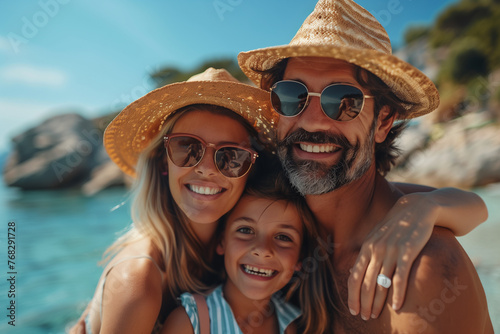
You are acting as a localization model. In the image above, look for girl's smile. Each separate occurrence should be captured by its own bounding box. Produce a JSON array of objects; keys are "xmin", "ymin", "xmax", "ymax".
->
[{"xmin": 218, "ymin": 194, "xmax": 303, "ymax": 301}]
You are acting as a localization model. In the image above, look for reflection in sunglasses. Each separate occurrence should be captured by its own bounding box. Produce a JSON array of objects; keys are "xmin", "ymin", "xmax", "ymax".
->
[
  {"xmin": 271, "ymin": 80, "xmax": 373, "ymax": 121},
  {"xmin": 338, "ymin": 97, "xmax": 362, "ymax": 121},
  {"xmin": 181, "ymin": 144, "xmax": 203, "ymax": 166},
  {"xmin": 217, "ymin": 149, "xmax": 249, "ymax": 178},
  {"xmin": 164, "ymin": 134, "xmax": 258, "ymax": 178}
]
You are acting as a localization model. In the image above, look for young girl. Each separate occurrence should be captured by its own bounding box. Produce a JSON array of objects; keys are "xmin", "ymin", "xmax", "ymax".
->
[
  {"xmin": 69, "ymin": 68, "xmax": 488, "ymax": 334},
  {"xmin": 162, "ymin": 164, "xmax": 332, "ymax": 334}
]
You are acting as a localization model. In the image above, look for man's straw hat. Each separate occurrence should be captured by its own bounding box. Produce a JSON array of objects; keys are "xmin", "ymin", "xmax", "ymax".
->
[
  {"xmin": 238, "ymin": 0, "xmax": 439, "ymax": 119},
  {"xmin": 104, "ymin": 67, "xmax": 277, "ymax": 177}
]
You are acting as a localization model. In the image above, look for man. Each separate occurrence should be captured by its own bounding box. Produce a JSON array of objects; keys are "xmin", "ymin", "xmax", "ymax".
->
[{"xmin": 238, "ymin": 0, "xmax": 493, "ymax": 332}]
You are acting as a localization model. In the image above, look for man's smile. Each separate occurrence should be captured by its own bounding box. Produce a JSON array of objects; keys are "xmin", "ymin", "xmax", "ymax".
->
[{"xmin": 298, "ymin": 142, "xmax": 341, "ymax": 153}]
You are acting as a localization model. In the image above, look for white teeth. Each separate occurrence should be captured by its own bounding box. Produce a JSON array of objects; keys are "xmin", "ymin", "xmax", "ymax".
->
[
  {"xmin": 299, "ymin": 143, "xmax": 337, "ymax": 153},
  {"xmin": 243, "ymin": 265, "xmax": 275, "ymax": 277},
  {"xmin": 188, "ymin": 185, "xmax": 222, "ymax": 195}
]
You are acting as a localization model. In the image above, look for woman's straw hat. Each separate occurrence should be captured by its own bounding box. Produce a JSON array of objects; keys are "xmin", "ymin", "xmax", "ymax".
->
[
  {"xmin": 104, "ymin": 68, "xmax": 277, "ymax": 177},
  {"xmin": 238, "ymin": 0, "xmax": 439, "ymax": 119}
]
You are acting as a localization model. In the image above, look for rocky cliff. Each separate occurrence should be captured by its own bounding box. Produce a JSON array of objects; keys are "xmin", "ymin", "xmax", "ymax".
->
[
  {"xmin": 2, "ymin": 113, "xmax": 126, "ymax": 195},
  {"xmin": 389, "ymin": 112, "xmax": 500, "ymax": 188}
]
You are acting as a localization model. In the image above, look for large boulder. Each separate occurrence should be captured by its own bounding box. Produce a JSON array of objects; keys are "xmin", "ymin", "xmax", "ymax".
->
[
  {"xmin": 3, "ymin": 113, "xmax": 108, "ymax": 189},
  {"xmin": 81, "ymin": 160, "xmax": 128, "ymax": 196}
]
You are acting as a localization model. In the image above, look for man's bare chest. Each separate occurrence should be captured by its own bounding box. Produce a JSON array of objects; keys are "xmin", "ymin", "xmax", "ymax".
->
[{"xmin": 330, "ymin": 253, "xmax": 387, "ymax": 333}]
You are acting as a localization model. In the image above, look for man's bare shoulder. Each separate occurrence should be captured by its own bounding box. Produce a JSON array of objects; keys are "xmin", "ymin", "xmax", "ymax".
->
[{"xmin": 380, "ymin": 227, "xmax": 493, "ymax": 333}]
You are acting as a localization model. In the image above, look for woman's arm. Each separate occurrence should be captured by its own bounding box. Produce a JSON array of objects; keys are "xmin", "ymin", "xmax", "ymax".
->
[
  {"xmin": 69, "ymin": 258, "xmax": 163, "ymax": 334},
  {"xmin": 348, "ymin": 184, "xmax": 488, "ymax": 321},
  {"xmin": 99, "ymin": 259, "xmax": 163, "ymax": 334},
  {"xmin": 68, "ymin": 304, "xmax": 91, "ymax": 334}
]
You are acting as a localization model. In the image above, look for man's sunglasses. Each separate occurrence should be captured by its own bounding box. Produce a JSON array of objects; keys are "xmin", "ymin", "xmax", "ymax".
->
[
  {"xmin": 270, "ymin": 80, "xmax": 374, "ymax": 121},
  {"xmin": 164, "ymin": 133, "xmax": 258, "ymax": 178}
]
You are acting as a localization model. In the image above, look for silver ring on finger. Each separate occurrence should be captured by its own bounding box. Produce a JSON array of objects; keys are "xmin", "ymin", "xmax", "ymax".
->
[{"xmin": 377, "ymin": 274, "xmax": 392, "ymax": 289}]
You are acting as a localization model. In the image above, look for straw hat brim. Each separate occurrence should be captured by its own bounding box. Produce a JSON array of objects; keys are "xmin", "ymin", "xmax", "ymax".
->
[
  {"xmin": 104, "ymin": 80, "xmax": 277, "ymax": 177},
  {"xmin": 238, "ymin": 44, "xmax": 440, "ymax": 119}
]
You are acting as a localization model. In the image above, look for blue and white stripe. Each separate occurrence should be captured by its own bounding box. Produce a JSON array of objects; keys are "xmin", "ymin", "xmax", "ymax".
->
[{"xmin": 180, "ymin": 285, "xmax": 301, "ymax": 334}]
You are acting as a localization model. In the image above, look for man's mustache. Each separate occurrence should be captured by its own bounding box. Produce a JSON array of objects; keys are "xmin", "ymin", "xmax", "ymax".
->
[{"xmin": 278, "ymin": 128, "xmax": 353, "ymax": 150}]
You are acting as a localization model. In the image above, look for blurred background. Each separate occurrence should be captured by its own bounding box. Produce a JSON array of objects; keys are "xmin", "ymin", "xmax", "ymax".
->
[{"xmin": 1, "ymin": 0, "xmax": 499, "ymax": 332}]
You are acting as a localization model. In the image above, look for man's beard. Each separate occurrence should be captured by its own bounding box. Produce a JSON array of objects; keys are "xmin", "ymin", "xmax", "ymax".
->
[{"xmin": 277, "ymin": 126, "xmax": 376, "ymax": 196}]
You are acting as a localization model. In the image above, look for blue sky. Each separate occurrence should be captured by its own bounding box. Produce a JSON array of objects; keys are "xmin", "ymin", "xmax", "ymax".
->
[{"xmin": 0, "ymin": 0, "xmax": 458, "ymax": 152}]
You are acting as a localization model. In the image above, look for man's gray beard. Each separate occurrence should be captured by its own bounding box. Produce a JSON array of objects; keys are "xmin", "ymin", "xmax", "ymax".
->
[{"xmin": 277, "ymin": 126, "xmax": 376, "ymax": 196}]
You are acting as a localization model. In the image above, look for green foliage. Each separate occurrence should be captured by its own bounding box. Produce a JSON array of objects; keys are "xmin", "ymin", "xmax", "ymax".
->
[
  {"xmin": 450, "ymin": 44, "xmax": 489, "ymax": 83},
  {"xmin": 466, "ymin": 13, "xmax": 500, "ymax": 68},
  {"xmin": 401, "ymin": 0, "xmax": 500, "ymax": 102},
  {"xmin": 495, "ymin": 85, "xmax": 500, "ymax": 103},
  {"xmin": 428, "ymin": 0, "xmax": 500, "ymax": 71},
  {"xmin": 465, "ymin": 76, "xmax": 492, "ymax": 111},
  {"xmin": 436, "ymin": 41, "xmax": 484, "ymax": 85},
  {"xmin": 429, "ymin": 2, "xmax": 491, "ymax": 47},
  {"xmin": 150, "ymin": 67, "xmax": 185, "ymax": 88},
  {"xmin": 150, "ymin": 58, "xmax": 246, "ymax": 88},
  {"xmin": 404, "ymin": 25, "xmax": 430, "ymax": 45}
]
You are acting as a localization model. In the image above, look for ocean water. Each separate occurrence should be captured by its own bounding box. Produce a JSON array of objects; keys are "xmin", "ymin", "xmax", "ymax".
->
[
  {"xmin": 0, "ymin": 185, "xmax": 132, "ymax": 334},
  {"xmin": 0, "ymin": 183, "xmax": 499, "ymax": 333}
]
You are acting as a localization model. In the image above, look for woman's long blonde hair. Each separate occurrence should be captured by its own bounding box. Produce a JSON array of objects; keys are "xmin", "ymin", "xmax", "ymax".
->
[{"xmin": 103, "ymin": 104, "xmax": 260, "ymax": 305}]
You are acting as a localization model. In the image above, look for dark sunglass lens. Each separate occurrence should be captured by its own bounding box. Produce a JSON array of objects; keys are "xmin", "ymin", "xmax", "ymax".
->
[
  {"xmin": 321, "ymin": 85, "xmax": 364, "ymax": 121},
  {"xmin": 271, "ymin": 81, "xmax": 307, "ymax": 116},
  {"xmin": 168, "ymin": 136, "xmax": 204, "ymax": 167},
  {"xmin": 215, "ymin": 148, "xmax": 252, "ymax": 178}
]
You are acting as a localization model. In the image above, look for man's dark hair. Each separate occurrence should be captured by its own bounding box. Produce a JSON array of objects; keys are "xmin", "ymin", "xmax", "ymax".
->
[{"xmin": 257, "ymin": 59, "xmax": 415, "ymax": 175}]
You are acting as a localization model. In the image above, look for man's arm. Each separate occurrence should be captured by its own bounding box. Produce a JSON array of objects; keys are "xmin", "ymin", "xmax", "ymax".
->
[{"xmin": 382, "ymin": 227, "xmax": 493, "ymax": 333}]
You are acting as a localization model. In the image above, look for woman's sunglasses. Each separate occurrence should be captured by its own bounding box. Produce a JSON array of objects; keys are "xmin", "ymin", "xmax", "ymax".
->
[
  {"xmin": 270, "ymin": 80, "xmax": 374, "ymax": 121},
  {"xmin": 164, "ymin": 133, "xmax": 258, "ymax": 178}
]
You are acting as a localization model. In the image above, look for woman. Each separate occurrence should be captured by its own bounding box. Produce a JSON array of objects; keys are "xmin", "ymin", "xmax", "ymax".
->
[{"xmin": 69, "ymin": 68, "xmax": 487, "ymax": 334}]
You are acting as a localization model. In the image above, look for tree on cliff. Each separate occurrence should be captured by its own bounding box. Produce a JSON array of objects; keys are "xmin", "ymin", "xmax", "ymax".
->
[
  {"xmin": 404, "ymin": 0, "xmax": 500, "ymax": 121},
  {"xmin": 150, "ymin": 58, "xmax": 246, "ymax": 88}
]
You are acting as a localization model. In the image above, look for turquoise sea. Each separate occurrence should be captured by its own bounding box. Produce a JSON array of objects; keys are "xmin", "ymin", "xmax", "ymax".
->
[
  {"xmin": 0, "ymin": 182, "xmax": 499, "ymax": 333},
  {"xmin": 0, "ymin": 184, "xmax": 133, "ymax": 333}
]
